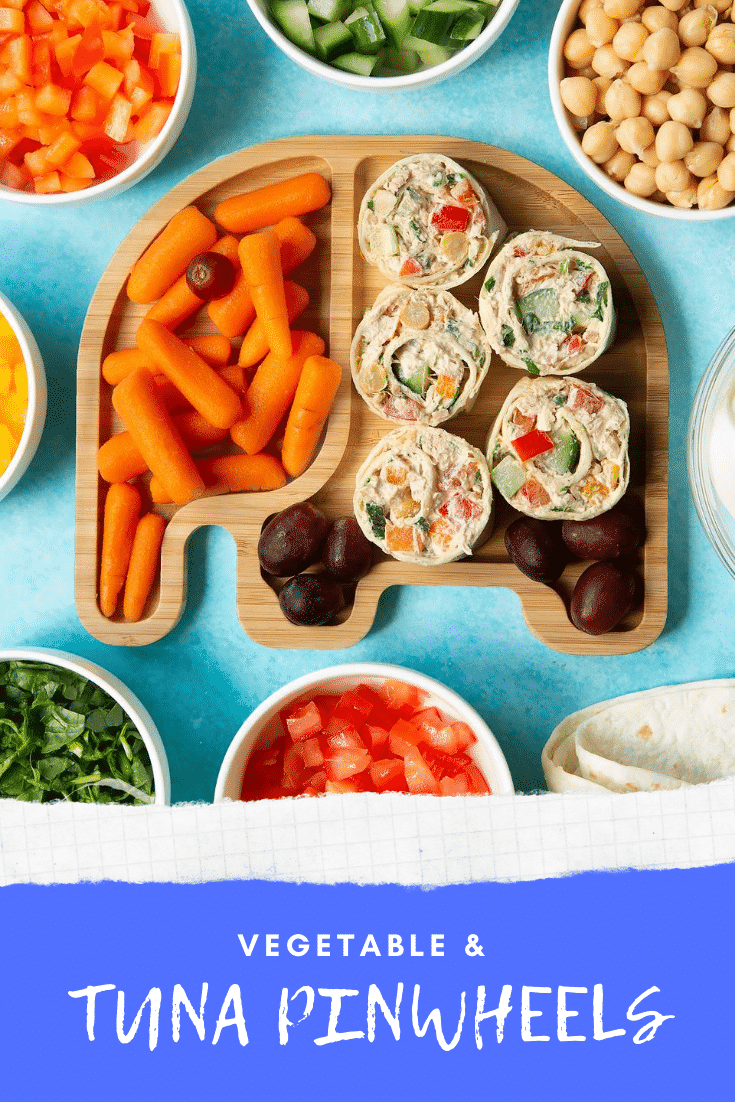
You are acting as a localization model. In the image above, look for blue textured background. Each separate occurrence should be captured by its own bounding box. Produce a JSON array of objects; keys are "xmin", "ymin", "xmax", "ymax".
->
[{"xmin": 1, "ymin": 0, "xmax": 732, "ymax": 800}]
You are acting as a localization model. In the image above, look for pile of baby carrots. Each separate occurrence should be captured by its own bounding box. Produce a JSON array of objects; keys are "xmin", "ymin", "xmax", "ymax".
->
[{"xmin": 98, "ymin": 169, "xmax": 342, "ymax": 623}]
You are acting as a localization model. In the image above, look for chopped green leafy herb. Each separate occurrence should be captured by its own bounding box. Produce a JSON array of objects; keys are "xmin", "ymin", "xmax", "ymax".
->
[
  {"xmin": 366, "ymin": 200, "xmax": 374, "ymax": 211},
  {"xmin": 553, "ymin": 394, "xmax": 568, "ymax": 406},
  {"xmin": 559, "ymin": 258, "xmax": 570, "ymax": 276},
  {"xmin": 523, "ymin": 357, "xmax": 540, "ymax": 375},
  {"xmin": 415, "ymin": 517, "xmax": 430, "ymax": 533},
  {"xmin": 484, "ymin": 276, "xmax": 495, "ymax": 292},
  {"xmin": 501, "ymin": 325, "xmax": 515, "ymax": 348},
  {"xmin": 365, "ymin": 501, "xmax": 386, "ymax": 540},
  {"xmin": 0, "ymin": 660, "xmax": 154, "ymax": 804},
  {"xmin": 409, "ymin": 218, "xmax": 426, "ymax": 242},
  {"xmin": 593, "ymin": 281, "xmax": 610, "ymax": 321}
]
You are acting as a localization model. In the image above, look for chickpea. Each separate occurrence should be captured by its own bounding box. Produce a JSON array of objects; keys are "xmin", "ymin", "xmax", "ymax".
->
[
  {"xmin": 642, "ymin": 6, "xmax": 678, "ymax": 33},
  {"xmin": 560, "ymin": 76, "xmax": 599, "ymax": 117},
  {"xmin": 642, "ymin": 27, "xmax": 681, "ymax": 70},
  {"xmin": 678, "ymin": 8, "xmax": 717, "ymax": 48},
  {"xmin": 586, "ymin": 6, "xmax": 619, "ymax": 46},
  {"xmin": 701, "ymin": 105, "xmax": 731, "ymax": 143},
  {"xmin": 592, "ymin": 44, "xmax": 630, "ymax": 77},
  {"xmin": 717, "ymin": 150, "xmax": 735, "ymax": 189},
  {"xmin": 671, "ymin": 46, "xmax": 718, "ymax": 87},
  {"xmin": 605, "ymin": 78, "xmax": 642, "ymax": 118},
  {"xmin": 726, "ymin": 133, "xmax": 735, "ymax": 154},
  {"xmin": 627, "ymin": 60, "xmax": 668, "ymax": 93},
  {"xmin": 603, "ymin": 0, "xmax": 642, "ymax": 17},
  {"xmin": 604, "ymin": 148, "xmax": 637, "ymax": 179},
  {"xmin": 706, "ymin": 24, "xmax": 735, "ymax": 66},
  {"xmin": 565, "ymin": 28, "xmax": 596, "ymax": 69},
  {"xmin": 642, "ymin": 88, "xmax": 672, "ymax": 124},
  {"xmin": 640, "ymin": 142, "xmax": 661, "ymax": 166},
  {"xmin": 708, "ymin": 71, "xmax": 735, "ymax": 109},
  {"xmin": 656, "ymin": 118, "xmax": 695, "ymax": 160},
  {"xmin": 613, "ymin": 21, "xmax": 649, "ymax": 61},
  {"xmin": 593, "ymin": 74, "xmax": 614, "ymax": 111},
  {"xmin": 694, "ymin": 0, "xmax": 729, "ymax": 11},
  {"xmin": 616, "ymin": 115, "xmax": 655, "ymax": 153},
  {"xmin": 582, "ymin": 119, "xmax": 620, "ymax": 161},
  {"xmin": 697, "ymin": 173, "xmax": 735, "ymax": 208},
  {"xmin": 666, "ymin": 184, "xmax": 698, "ymax": 207},
  {"xmin": 659, "ymin": 0, "xmax": 687, "ymax": 10},
  {"xmin": 668, "ymin": 87, "xmax": 707, "ymax": 127},
  {"xmin": 579, "ymin": 0, "xmax": 604, "ymax": 20},
  {"xmin": 624, "ymin": 161, "xmax": 658, "ymax": 195},
  {"xmin": 685, "ymin": 139, "xmax": 725, "ymax": 176},
  {"xmin": 655, "ymin": 159, "xmax": 694, "ymax": 191}
]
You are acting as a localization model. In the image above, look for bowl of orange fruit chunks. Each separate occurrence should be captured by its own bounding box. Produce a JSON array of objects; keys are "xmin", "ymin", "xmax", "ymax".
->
[
  {"xmin": 214, "ymin": 663, "xmax": 515, "ymax": 801},
  {"xmin": 0, "ymin": 289, "xmax": 46, "ymax": 500},
  {"xmin": 0, "ymin": 0, "xmax": 195, "ymax": 203}
]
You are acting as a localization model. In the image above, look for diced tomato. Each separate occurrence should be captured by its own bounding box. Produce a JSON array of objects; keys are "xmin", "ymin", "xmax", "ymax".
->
[
  {"xmin": 412, "ymin": 707, "xmax": 445, "ymax": 739},
  {"xmin": 438, "ymin": 493, "xmax": 482, "ymax": 524},
  {"xmin": 364, "ymin": 724, "xmax": 389, "ymax": 751},
  {"xmin": 440, "ymin": 773, "xmax": 470, "ymax": 796},
  {"xmin": 424, "ymin": 721, "xmax": 476, "ymax": 755},
  {"xmin": 404, "ymin": 746, "xmax": 440, "ymax": 795},
  {"xmin": 376, "ymin": 679, "xmax": 423, "ymax": 711},
  {"xmin": 454, "ymin": 178, "xmax": 478, "ymax": 206},
  {"xmin": 301, "ymin": 738, "xmax": 323, "ymax": 769},
  {"xmin": 519, "ymin": 478, "xmax": 551, "ymax": 508},
  {"xmin": 370, "ymin": 758, "xmax": 408, "ymax": 793},
  {"xmin": 430, "ymin": 204, "xmax": 470, "ymax": 233},
  {"xmin": 282, "ymin": 744, "xmax": 305, "ymax": 790},
  {"xmin": 388, "ymin": 717, "xmax": 422, "ymax": 747},
  {"xmin": 399, "ymin": 256, "xmax": 421, "ymax": 278},
  {"xmin": 324, "ymin": 716, "xmax": 365, "ymax": 749},
  {"xmin": 72, "ymin": 20, "xmax": 105, "ymax": 77},
  {"xmin": 513, "ymin": 246, "xmax": 528, "ymax": 257},
  {"xmin": 572, "ymin": 386, "xmax": 603, "ymax": 415},
  {"xmin": 511, "ymin": 428, "xmax": 554, "ymax": 462},
  {"xmin": 577, "ymin": 271, "xmax": 594, "ymax": 297},
  {"xmin": 464, "ymin": 762, "xmax": 491, "ymax": 794},
  {"xmin": 388, "ymin": 732, "xmax": 414, "ymax": 758},
  {"xmin": 325, "ymin": 779, "xmax": 362, "ymax": 794},
  {"xmin": 324, "ymin": 748, "xmax": 371, "ymax": 782},
  {"xmin": 564, "ymin": 334, "xmax": 583, "ymax": 355},
  {"xmin": 336, "ymin": 687, "xmax": 375, "ymax": 719},
  {"xmin": 381, "ymin": 395, "xmax": 418, "ymax": 421},
  {"xmin": 285, "ymin": 700, "xmax": 322, "ymax": 741}
]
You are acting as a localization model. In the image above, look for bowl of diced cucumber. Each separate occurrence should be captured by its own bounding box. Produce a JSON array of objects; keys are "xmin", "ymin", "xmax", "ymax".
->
[{"xmin": 246, "ymin": 0, "xmax": 519, "ymax": 88}]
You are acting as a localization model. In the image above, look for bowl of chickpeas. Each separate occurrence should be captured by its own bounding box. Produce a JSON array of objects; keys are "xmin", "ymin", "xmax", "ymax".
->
[{"xmin": 550, "ymin": 0, "xmax": 735, "ymax": 218}]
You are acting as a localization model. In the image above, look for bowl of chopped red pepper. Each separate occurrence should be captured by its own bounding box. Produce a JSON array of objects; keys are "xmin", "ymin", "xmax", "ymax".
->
[
  {"xmin": 214, "ymin": 663, "xmax": 514, "ymax": 802},
  {"xmin": 0, "ymin": 0, "xmax": 195, "ymax": 205}
]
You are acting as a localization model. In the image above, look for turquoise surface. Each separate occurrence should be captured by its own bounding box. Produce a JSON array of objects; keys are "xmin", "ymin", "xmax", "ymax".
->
[{"xmin": 1, "ymin": 0, "xmax": 731, "ymax": 801}]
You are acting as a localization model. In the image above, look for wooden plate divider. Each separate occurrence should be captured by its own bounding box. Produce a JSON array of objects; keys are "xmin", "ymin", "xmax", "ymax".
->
[{"xmin": 76, "ymin": 135, "xmax": 668, "ymax": 654}]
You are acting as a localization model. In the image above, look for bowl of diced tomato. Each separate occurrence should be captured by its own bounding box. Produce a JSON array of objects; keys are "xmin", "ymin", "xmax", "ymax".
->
[
  {"xmin": 214, "ymin": 663, "xmax": 514, "ymax": 801},
  {"xmin": 0, "ymin": 0, "xmax": 195, "ymax": 205}
]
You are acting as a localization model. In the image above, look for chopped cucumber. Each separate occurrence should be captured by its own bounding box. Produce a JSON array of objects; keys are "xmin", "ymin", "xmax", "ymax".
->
[
  {"xmin": 382, "ymin": 45, "xmax": 421, "ymax": 70},
  {"xmin": 313, "ymin": 19, "xmax": 353, "ymax": 59},
  {"xmin": 307, "ymin": 0, "xmax": 351, "ymax": 20},
  {"xmin": 393, "ymin": 358, "xmax": 429, "ymax": 398},
  {"xmin": 402, "ymin": 33, "xmax": 452, "ymax": 62},
  {"xmin": 518, "ymin": 288, "xmax": 560, "ymax": 335},
  {"xmin": 545, "ymin": 432, "xmax": 580, "ymax": 475},
  {"xmin": 333, "ymin": 49, "xmax": 380, "ymax": 73},
  {"xmin": 272, "ymin": 0, "xmax": 316, "ymax": 53},
  {"xmin": 448, "ymin": 8, "xmax": 484, "ymax": 42},
  {"xmin": 374, "ymin": 0, "xmax": 411, "ymax": 48},
  {"xmin": 346, "ymin": 4, "xmax": 388, "ymax": 52},
  {"xmin": 491, "ymin": 455, "xmax": 526, "ymax": 501}
]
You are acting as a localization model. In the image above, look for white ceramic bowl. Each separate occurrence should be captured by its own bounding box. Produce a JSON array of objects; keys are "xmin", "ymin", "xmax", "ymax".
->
[
  {"xmin": 214, "ymin": 661, "xmax": 514, "ymax": 800},
  {"xmin": 549, "ymin": 0, "xmax": 735, "ymax": 222},
  {"xmin": 0, "ymin": 647, "xmax": 170, "ymax": 804},
  {"xmin": 688, "ymin": 324, "xmax": 735, "ymax": 580},
  {"xmin": 246, "ymin": 0, "xmax": 519, "ymax": 92},
  {"xmin": 0, "ymin": 0, "xmax": 196, "ymax": 207},
  {"xmin": 0, "ymin": 290, "xmax": 46, "ymax": 502}
]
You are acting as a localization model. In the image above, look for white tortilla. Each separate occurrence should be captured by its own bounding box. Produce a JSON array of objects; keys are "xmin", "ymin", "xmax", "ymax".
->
[{"xmin": 542, "ymin": 680, "xmax": 735, "ymax": 794}]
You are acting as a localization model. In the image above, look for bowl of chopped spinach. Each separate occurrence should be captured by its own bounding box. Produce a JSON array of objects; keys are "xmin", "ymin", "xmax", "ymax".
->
[{"xmin": 0, "ymin": 649, "xmax": 169, "ymax": 804}]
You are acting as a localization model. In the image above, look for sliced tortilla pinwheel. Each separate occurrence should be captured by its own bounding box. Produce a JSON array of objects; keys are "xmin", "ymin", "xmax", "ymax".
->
[
  {"xmin": 357, "ymin": 154, "xmax": 505, "ymax": 291},
  {"xmin": 487, "ymin": 376, "xmax": 629, "ymax": 521},
  {"xmin": 354, "ymin": 425, "xmax": 492, "ymax": 565},
  {"xmin": 478, "ymin": 231, "xmax": 615, "ymax": 375},
  {"xmin": 350, "ymin": 284, "xmax": 491, "ymax": 426}
]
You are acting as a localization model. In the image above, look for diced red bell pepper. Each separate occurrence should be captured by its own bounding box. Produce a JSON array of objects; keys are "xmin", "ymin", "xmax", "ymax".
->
[
  {"xmin": 438, "ymin": 493, "xmax": 482, "ymax": 524},
  {"xmin": 430, "ymin": 204, "xmax": 470, "ymax": 233},
  {"xmin": 519, "ymin": 478, "xmax": 551, "ymax": 508},
  {"xmin": 454, "ymin": 179, "xmax": 478, "ymax": 206},
  {"xmin": 399, "ymin": 256, "xmax": 421, "ymax": 278},
  {"xmin": 564, "ymin": 334, "xmax": 584, "ymax": 355},
  {"xmin": 285, "ymin": 701, "xmax": 322, "ymax": 742},
  {"xmin": 511, "ymin": 428, "xmax": 554, "ymax": 462},
  {"xmin": 404, "ymin": 746, "xmax": 440, "ymax": 795}
]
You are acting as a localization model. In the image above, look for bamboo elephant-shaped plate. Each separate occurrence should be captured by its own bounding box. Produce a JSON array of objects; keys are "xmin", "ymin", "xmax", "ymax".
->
[{"xmin": 75, "ymin": 135, "xmax": 668, "ymax": 653}]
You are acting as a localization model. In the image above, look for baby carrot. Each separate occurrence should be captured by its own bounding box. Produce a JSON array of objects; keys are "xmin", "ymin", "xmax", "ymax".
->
[
  {"xmin": 214, "ymin": 172, "xmax": 331, "ymax": 234},
  {"xmin": 184, "ymin": 334, "xmax": 231, "ymax": 366},
  {"xmin": 127, "ymin": 206, "xmax": 218, "ymax": 304},
  {"xmin": 281, "ymin": 354, "xmax": 342, "ymax": 478},
  {"xmin": 238, "ymin": 229, "xmax": 292, "ymax": 361},
  {"xmin": 275, "ymin": 216, "xmax": 317, "ymax": 274},
  {"xmin": 112, "ymin": 367, "xmax": 206, "ymax": 505},
  {"xmin": 122, "ymin": 512, "xmax": 167, "ymax": 623},
  {"xmin": 230, "ymin": 330, "xmax": 325, "ymax": 456},
  {"xmin": 102, "ymin": 348, "xmax": 153, "ymax": 386},
  {"xmin": 238, "ymin": 281, "xmax": 309, "ymax": 369},
  {"xmin": 150, "ymin": 453, "xmax": 287, "ymax": 502},
  {"xmin": 136, "ymin": 319, "xmax": 242, "ymax": 430},
  {"xmin": 98, "ymin": 409, "xmax": 230, "ymax": 483},
  {"xmin": 145, "ymin": 235, "xmax": 240, "ymax": 329},
  {"xmin": 99, "ymin": 481, "xmax": 141, "ymax": 618}
]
